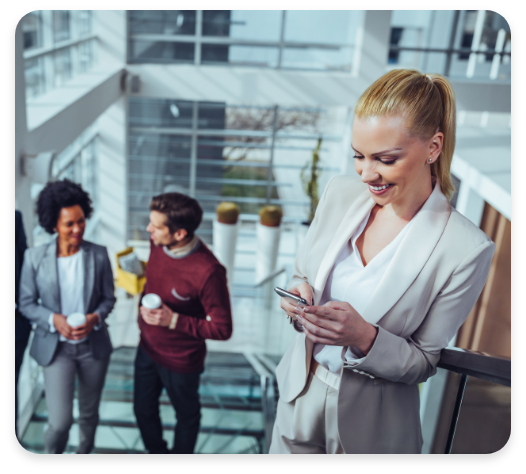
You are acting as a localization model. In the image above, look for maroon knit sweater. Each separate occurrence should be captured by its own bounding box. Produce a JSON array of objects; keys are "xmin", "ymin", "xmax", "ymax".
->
[{"xmin": 138, "ymin": 239, "xmax": 233, "ymax": 373}]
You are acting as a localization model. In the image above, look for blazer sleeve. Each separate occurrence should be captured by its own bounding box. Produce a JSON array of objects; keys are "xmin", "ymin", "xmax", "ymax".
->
[
  {"xmin": 287, "ymin": 175, "xmax": 337, "ymax": 290},
  {"xmin": 348, "ymin": 239, "xmax": 496, "ymax": 385},
  {"xmin": 19, "ymin": 249, "xmax": 56, "ymax": 330},
  {"xmin": 92, "ymin": 248, "xmax": 116, "ymax": 321}
]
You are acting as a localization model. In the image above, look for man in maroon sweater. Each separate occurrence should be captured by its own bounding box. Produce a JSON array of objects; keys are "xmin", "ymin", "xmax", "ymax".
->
[{"xmin": 133, "ymin": 193, "xmax": 233, "ymax": 454}]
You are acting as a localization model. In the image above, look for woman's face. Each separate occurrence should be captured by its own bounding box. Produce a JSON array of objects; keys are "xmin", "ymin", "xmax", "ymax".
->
[
  {"xmin": 55, "ymin": 205, "xmax": 86, "ymax": 246},
  {"xmin": 351, "ymin": 115, "xmax": 442, "ymax": 209}
]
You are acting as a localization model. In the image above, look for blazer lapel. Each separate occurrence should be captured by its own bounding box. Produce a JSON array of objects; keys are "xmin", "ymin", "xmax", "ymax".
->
[
  {"xmin": 42, "ymin": 239, "xmax": 61, "ymax": 313},
  {"xmin": 82, "ymin": 242, "xmax": 95, "ymax": 314},
  {"xmin": 313, "ymin": 188, "xmax": 375, "ymax": 301},
  {"xmin": 362, "ymin": 183, "xmax": 452, "ymax": 325}
]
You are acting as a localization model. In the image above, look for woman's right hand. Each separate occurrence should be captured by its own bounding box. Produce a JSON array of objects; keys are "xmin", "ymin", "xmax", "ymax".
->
[
  {"xmin": 52, "ymin": 313, "xmax": 75, "ymax": 340},
  {"xmin": 280, "ymin": 282, "xmax": 314, "ymax": 321}
]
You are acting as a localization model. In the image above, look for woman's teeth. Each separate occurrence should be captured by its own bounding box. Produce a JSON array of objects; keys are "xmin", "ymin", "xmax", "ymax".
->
[{"xmin": 371, "ymin": 184, "xmax": 391, "ymax": 191}]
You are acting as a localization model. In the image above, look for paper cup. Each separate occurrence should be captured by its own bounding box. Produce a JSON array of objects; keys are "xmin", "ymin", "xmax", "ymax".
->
[
  {"xmin": 67, "ymin": 312, "xmax": 86, "ymax": 328},
  {"xmin": 142, "ymin": 293, "xmax": 162, "ymax": 309}
]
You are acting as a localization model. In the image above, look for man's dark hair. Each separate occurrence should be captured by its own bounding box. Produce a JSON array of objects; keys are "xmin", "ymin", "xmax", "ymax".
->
[
  {"xmin": 36, "ymin": 179, "xmax": 94, "ymax": 234},
  {"xmin": 150, "ymin": 193, "xmax": 203, "ymax": 238}
]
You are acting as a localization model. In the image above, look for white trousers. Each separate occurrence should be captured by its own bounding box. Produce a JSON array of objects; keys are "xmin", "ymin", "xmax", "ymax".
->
[{"xmin": 269, "ymin": 361, "xmax": 344, "ymax": 454}]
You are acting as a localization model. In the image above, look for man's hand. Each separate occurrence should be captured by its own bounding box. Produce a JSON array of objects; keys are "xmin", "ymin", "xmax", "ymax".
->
[
  {"xmin": 279, "ymin": 282, "xmax": 313, "ymax": 322},
  {"xmin": 140, "ymin": 303, "xmax": 175, "ymax": 327},
  {"xmin": 294, "ymin": 301, "xmax": 378, "ymax": 355},
  {"xmin": 70, "ymin": 313, "xmax": 99, "ymax": 340}
]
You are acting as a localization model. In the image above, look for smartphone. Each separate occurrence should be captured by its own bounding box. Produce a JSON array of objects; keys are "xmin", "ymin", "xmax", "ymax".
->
[{"xmin": 274, "ymin": 287, "xmax": 311, "ymax": 306}]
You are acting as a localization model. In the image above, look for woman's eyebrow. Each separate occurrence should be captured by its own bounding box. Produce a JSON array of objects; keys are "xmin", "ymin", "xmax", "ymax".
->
[{"xmin": 351, "ymin": 145, "xmax": 403, "ymax": 156}]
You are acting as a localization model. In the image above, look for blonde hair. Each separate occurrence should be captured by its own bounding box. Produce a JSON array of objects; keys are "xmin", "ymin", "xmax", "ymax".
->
[{"xmin": 354, "ymin": 69, "xmax": 457, "ymax": 200}]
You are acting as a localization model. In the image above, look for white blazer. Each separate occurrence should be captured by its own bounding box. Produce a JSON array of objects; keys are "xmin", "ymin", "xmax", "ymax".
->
[{"xmin": 275, "ymin": 175, "xmax": 495, "ymax": 453}]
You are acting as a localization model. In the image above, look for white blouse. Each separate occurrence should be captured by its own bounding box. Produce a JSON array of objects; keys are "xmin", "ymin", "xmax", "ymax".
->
[
  {"xmin": 47, "ymin": 250, "xmax": 101, "ymax": 344},
  {"xmin": 313, "ymin": 211, "xmax": 414, "ymax": 374}
]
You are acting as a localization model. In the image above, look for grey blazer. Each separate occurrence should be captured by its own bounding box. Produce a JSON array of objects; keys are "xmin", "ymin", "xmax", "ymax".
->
[
  {"xmin": 276, "ymin": 175, "xmax": 495, "ymax": 454},
  {"xmin": 19, "ymin": 239, "xmax": 116, "ymax": 367}
]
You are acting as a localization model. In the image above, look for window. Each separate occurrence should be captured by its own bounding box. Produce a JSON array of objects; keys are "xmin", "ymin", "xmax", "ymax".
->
[
  {"xmin": 128, "ymin": 10, "xmax": 359, "ymax": 71},
  {"xmin": 127, "ymin": 97, "xmax": 344, "ymax": 242},
  {"xmin": 22, "ymin": 11, "xmax": 42, "ymax": 50},
  {"xmin": 22, "ymin": 11, "xmax": 98, "ymax": 100},
  {"xmin": 387, "ymin": 10, "xmax": 510, "ymax": 81}
]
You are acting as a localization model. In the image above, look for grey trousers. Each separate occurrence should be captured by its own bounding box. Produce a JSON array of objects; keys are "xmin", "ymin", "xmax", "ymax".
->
[{"xmin": 42, "ymin": 341, "xmax": 109, "ymax": 454}]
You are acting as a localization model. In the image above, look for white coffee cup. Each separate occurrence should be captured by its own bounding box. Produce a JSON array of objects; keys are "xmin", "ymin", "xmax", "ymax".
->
[
  {"xmin": 142, "ymin": 293, "xmax": 162, "ymax": 309},
  {"xmin": 67, "ymin": 312, "xmax": 86, "ymax": 328}
]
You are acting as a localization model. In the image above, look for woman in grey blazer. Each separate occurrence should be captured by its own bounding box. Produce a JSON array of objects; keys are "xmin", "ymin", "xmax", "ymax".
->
[
  {"xmin": 270, "ymin": 70, "xmax": 495, "ymax": 454},
  {"xmin": 19, "ymin": 179, "xmax": 116, "ymax": 454}
]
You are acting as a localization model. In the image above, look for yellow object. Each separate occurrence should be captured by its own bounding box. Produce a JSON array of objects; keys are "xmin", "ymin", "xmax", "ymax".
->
[{"xmin": 115, "ymin": 247, "xmax": 147, "ymax": 295}]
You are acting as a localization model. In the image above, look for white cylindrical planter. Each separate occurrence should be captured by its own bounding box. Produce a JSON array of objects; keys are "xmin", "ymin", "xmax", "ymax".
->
[
  {"xmin": 213, "ymin": 220, "xmax": 239, "ymax": 286},
  {"xmin": 256, "ymin": 222, "xmax": 281, "ymax": 284}
]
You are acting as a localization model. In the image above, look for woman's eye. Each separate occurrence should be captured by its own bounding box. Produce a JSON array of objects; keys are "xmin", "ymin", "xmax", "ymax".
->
[
  {"xmin": 353, "ymin": 155, "xmax": 364, "ymax": 160},
  {"xmin": 380, "ymin": 159, "xmax": 396, "ymax": 165}
]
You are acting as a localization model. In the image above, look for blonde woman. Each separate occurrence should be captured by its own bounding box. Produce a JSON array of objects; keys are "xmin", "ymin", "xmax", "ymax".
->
[{"xmin": 270, "ymin": 69, "xmax": 495, "ymax": 454}]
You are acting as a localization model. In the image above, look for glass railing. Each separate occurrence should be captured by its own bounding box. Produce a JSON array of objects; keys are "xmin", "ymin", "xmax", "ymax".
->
[{"xmin": 434, "ymin": 348, "xmax": 511, "ymax": 454}]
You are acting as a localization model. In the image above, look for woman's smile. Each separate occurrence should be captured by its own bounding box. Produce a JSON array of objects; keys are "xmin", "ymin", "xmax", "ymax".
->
[{"xmin": 368, "ymin": 183, "xmax": 394, "ymax": 195}]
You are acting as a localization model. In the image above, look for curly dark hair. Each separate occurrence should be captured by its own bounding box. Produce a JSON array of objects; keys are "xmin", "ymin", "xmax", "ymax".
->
[{"xmin": 36, "ymin": 179, "xmax": 94, "ymax": 234}]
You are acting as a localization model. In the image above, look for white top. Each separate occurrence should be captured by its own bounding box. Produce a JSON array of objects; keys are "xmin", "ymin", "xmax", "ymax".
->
[
  {"xmin": 48, "ymin": 249, "xmax": 99, "ymax": 344},
  {"xmin": 313, "ymin": 210, "xmax": 414, "ymax": 374}
]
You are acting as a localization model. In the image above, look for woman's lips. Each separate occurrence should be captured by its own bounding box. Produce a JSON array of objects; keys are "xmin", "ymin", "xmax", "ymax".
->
[{"xmin": 368, "ymin": 183, "xmax": 393, "ymax": 195}]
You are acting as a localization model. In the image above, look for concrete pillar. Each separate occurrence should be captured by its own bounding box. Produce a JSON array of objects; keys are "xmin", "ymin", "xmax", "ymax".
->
[
  {"xmin": 352, "ymin": 11, "xmax": 392, "ymax": 84},
  {"xmin": 97, "ymin": 96, "xmax": 128, "ymax": 270}
]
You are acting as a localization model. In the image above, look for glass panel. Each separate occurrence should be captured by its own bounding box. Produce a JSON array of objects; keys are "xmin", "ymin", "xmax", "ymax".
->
[
  {"xmin": 78, "ymin": 10, "xmax": 92, "ymax": 36},
  {"xmin": 78, "ymin": 40, "xmax": 94, "ymax": 73},
  {"xmin": 388, "ymin": 11, "xmax": 511, "ymax": 81},
  {"xmin": 202, "ymin": 10, "xmax": 282, "ymax": 41},
  {"xmin": 129, "ymin": 10, "xmax": 196, "ymax": 35},
  {"xmin": 24, "ymin": 57, "xmax": 46, "ymax": 98},
  {"xmin": 53, "ymin": 10, "xmax": 70, "ymax": 43},
  {"xmin": 201, "ymin": 44, "xmax": 279, "ymax": 67},
  {"xmin": 284, "ymin": 10, "xmax": 359, "ymax": 45},
  {"xmin": 81, "ymin": 140, "xmax": 98, "ymax": 208},
  {"xmin": 22, "ymin": 11, "xmax": 43, "ymax": 50},
  {"xmin": 128, "ymin": 40, "xmax": 195, "ymax": 64},
  {"xmin": 53, "ymin": 47, "xmax": 72, "ymax": 87},
  {"xmin": 129, "ymin": 98, "xmax": 194, "ymax": 128},
  {"xmin": 128, "ymin": 132, "xmax": 192, "ymax": 241},
  {"xmin": 427, "ymin": 370, "xmax": 511, "ymax": 454},
  {"xmin": 281, "ymin": 46, "xmax": 353, "ymax": 71}
]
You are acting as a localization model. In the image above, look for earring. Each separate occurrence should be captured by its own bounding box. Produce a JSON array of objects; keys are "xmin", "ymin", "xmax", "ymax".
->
[{"xmin": 429, "ymin": 159, "xmax": 433, "ymax": 163}]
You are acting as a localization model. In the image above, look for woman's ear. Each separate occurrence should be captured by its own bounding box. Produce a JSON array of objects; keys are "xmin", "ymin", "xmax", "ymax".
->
[{"xmin": 428, "ymin": 132, "xmax": 444, "ymax": 164}]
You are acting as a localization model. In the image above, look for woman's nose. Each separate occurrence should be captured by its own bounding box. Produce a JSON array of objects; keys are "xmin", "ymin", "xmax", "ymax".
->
[{"xmin": 359, "ymin": 159, "xmax": 380, "ymax": 183}]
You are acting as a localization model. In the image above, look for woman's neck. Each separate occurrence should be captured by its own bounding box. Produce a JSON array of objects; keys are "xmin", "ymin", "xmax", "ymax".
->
[
  {"xmin": 380, "ymin": 182, "xmax": 433, "ymax": 223},
  {"xmin": 57, "ymin": 238, "xmax": 81, "ymax": 257}
]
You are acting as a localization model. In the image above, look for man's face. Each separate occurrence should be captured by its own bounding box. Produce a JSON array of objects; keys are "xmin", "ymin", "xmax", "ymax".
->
[{"xmin": 146, "ymin": 210, "xmax": 178, "ymax": 247}]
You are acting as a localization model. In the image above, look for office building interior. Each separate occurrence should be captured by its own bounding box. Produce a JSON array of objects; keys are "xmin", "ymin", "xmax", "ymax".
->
[{"xmin": 15, "ymin": 10, "xmax": 511, "ymax": 454}]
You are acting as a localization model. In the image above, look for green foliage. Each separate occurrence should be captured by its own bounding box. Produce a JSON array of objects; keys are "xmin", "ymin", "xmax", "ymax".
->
[{"xmin": 300, "ymin": 138, "xmax": 322, "ymax": 224}]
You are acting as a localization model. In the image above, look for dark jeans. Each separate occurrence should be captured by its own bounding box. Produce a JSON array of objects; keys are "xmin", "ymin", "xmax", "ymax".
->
[
  {"xmin": 133, "ymin": 346, "xmax": 201, "ymax": 454},
  {"xmin": 15, "ymin": 312, "xmax": 31, "ymax": 440}
]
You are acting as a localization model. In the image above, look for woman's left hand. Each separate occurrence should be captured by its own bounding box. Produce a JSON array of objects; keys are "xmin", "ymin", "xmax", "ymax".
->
[
  {"xmin": 295, "ymin": 301, "xmax": 378, "ymax": 355},
  {"xmin": 70, "ymin": 313, "xmax": 99, "ymax": 340}
]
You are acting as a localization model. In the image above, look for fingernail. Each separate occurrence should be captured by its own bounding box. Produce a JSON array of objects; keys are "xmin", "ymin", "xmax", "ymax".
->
[{"xmin": 303, "ymin": 307, "xmax": 310, "ymax": 313}]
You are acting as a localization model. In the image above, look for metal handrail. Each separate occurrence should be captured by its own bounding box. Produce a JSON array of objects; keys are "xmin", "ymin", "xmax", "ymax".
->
[
  {"xmin": 437, "ymin": 347, "xmax": 510, "ymax": 387},
  {"xmin": 437, "ymin": 347, "xmax": 511, "ymax": 454},
  {"xmin": 389, "ymin": 45, "xmax": 511, "ymax": 57}
]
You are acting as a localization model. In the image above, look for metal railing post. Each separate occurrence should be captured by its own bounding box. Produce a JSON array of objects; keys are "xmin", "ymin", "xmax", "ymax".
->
[{"xmin": 444, "ymin": 374, "xmax": 468, "ymax": 454}]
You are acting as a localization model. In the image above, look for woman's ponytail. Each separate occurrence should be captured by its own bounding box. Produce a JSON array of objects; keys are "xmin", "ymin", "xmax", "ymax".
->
[{"xmin": 428, "ymin": 74, "xmax": 456, "ymax": 200}]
